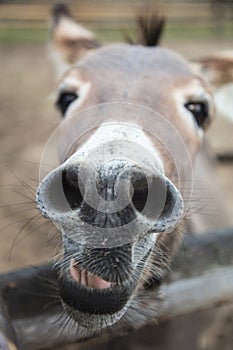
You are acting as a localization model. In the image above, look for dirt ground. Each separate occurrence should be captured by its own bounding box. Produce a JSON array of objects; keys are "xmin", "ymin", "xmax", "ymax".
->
[{"xmin": 0, "ymin": 37, "xmax": 233, "ymax": 349}]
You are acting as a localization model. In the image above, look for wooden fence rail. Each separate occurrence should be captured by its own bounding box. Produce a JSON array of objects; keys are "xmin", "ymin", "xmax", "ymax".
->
[
  {"xmin": 0, "ymin": 2, "xmax": 232, "ymax": 25},
  {"xmin": 0, "ymin": 228, "xmax": 232, "ymax": 350}
]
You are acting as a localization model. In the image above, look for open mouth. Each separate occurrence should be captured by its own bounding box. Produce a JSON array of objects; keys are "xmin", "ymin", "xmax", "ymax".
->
[
  {"xmin": 58, "ymin": 265, "xmax": 133, "ymax": 317},
  {"xmin": 58, "ymin": 246, "xmax": 136, "ymax": 317},
  {"xmin": 70, "ymin": 258, "xmax": 115, "ymax": 290},
  {"xmin": 57, "ymin": 238, "xmax": 153, "ymax": 320}
]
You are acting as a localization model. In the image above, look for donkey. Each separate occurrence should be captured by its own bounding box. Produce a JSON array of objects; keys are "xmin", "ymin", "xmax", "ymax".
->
[{"xmin": 36, "ymin": 4, "xmax": 214, "ymax": 340}]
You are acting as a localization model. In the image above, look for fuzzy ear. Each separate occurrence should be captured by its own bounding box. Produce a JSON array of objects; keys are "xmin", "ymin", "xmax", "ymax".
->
[
  {"xmin": 192, "ymin": 51, "xmax": 233, "ymax": 123},
  {"xmin": 195, "ymin": 51, "xmax": 233, "ymax": 87},
  {"xmin": 50, "ymin": 3, "xmax": 101, "ymax": 74}
]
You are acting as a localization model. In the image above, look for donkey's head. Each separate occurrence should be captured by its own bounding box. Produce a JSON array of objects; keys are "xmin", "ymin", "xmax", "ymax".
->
[{"xmin": 37, "ymin": 5, "xmax": 213, "ymax": 333}]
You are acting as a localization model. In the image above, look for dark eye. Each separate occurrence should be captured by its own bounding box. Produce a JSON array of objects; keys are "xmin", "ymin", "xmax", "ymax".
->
[
  {"xmin": 184, "ymin": 101, "xmax": 209, "ymax": 128},
  {"xmin": 56, "ymin": 92, "xmax": 78, "ymax": 116}
]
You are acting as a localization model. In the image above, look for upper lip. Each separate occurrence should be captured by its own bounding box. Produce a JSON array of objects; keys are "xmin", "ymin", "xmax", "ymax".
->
[
  {"xmin": 70, "ymin": 257, "xmax": 116, "ymax": 290},
  {"xmin": 63, "ymin": 237, "xmax": 133, "ymax": 283}
]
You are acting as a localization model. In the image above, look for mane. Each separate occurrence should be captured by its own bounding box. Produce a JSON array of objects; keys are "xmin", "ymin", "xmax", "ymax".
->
[
  {"xmin": 126, "ymin": 9, "xmax": 166, "ymax": 47},
  {"xmin": 52, "ymin": 2, "xmax": 72, "ymax": 24}
]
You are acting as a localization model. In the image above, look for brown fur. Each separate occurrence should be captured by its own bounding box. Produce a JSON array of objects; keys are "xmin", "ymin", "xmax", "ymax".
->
[{"xmin": 197, "ymin": 54, "xmax": 233, "ymax": 86}]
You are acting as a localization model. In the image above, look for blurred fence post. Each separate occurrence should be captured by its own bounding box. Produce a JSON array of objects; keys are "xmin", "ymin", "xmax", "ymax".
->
[{"xmin": 0, "ymin": 228, "xmax": 232, "ymax": 349}]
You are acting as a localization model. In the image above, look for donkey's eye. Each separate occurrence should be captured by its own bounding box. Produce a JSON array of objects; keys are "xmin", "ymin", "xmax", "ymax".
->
[
  {"xmin": 184, "ymin": 101, "xmax": 209, "ymax": 128},
  {"xmin": 56, "ymin": 92, "xmax": 78, "ymax": 115}
]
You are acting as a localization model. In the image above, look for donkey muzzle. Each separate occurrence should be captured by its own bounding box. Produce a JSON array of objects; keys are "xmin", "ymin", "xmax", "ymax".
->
[
  {"xmin": 36, "ymin": 158, "xmax": 183, "ymax": 322},
  {"xmin": 37, "ymin": 159, "xmax": 184, "ymax": 248}
]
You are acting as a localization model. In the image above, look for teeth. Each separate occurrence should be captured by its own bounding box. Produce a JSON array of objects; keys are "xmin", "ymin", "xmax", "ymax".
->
[{"xmin": 70, "ymin": 258, "xmax": 112, "ymax": 290}]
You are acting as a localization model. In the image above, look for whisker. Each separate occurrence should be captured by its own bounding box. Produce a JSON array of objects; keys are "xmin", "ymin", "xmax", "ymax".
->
[
  {"xmin": 0, "ymin": 201, "xmax": 35, "ymax": 209},
  {"xmin": 0, "ymin": 207, "xmax": 38, "ymax": 222},
  {"xmin": 6, "ymin": 167, "xmax": 36, "ymax": 197},
  {"xmin": 7, "ymin": 213, "xmax": 42, "ymax": 260},
  {"xmin": 12, "ymin": 188, "xmax": 34, "ymax": 202}
]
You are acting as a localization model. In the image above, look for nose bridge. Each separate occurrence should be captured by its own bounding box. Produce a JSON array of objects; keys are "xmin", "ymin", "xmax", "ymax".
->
[
  {"xmin": 77, "ymin": 158, "xmax": 152, "ymax": 214},
  {"xmin": 77, "ymin": 159, "xmax": 144, "ymax": 228},
  {"xmin": 96, "ymin": 160, "xmax": 126, "ymax": 202}
]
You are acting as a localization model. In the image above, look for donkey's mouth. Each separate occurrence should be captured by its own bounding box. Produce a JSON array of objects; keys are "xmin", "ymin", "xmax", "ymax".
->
[
  {"xmin": 70, "ymin": 258, "xmax": 115, "ymax": 290},
  {"xmin": 57, "ymin": 239, "xmax": 153, "ymax": 321},
  {"xmin": 58, "ymin": 263, "xmax": 133, "ymax": 316}
]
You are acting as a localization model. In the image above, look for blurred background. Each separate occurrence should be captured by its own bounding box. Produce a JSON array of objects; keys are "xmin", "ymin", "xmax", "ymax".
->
[
  {"xmin": 0, "ymin": 0, "xmax": 233, "ymax": 44},
  {"xmin": 0, "ymin": 1, "xmax": 233, "ymax": 349}
]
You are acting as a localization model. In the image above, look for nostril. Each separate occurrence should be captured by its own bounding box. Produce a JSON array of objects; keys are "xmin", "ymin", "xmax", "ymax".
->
[
  {"xmin": 149, "ymin": 179, "xmax": 184, "ymax": 233},
  {"xmin": 130, "ymin": 172, "xmax": 183, "ymax": 233},
  {"xmin": 160, "ymin": 183, "xmax": 176, "ymax": 219},
  {"xmin": 147, "ymin": 178, "xmax": 178, "ymax": 221},
  {"xmin": 62, "ymin": 167, "xmax": 83, "ymax": 210},
  {"xmin": 131, "ymin": 174, "xmax": 148, "ymax": 213},
  {"xmin": 63, "ymin": 166, "xmax": 79, "ymax": 187},
  {"xmin": 131, "ymin": 174, "xmax": 167, "ymax": 219},
  {"xmin": 130, "ymin": 172, "xmax": 183, "ymax": 230}
]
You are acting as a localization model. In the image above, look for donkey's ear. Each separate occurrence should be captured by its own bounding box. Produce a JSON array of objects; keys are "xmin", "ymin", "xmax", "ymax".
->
[
  {"xmin": 194, "ymin": 51, "xmax": 233, "ymax": 87},
  {"xmin": 50, "ymin": 3, "xmax": 101, "ymax": 74}
]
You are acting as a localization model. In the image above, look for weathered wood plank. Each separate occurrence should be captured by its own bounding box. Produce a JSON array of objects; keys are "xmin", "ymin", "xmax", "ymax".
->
[
  {"xmin": 0, "ymin": 295, "xmax": 19, "ymax": 350},
  {"xmin": 0, "ymin": 228, "xmax": 232, "ymax": 349}
]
